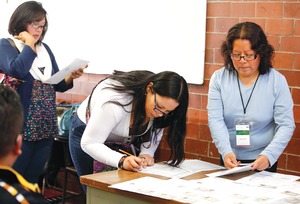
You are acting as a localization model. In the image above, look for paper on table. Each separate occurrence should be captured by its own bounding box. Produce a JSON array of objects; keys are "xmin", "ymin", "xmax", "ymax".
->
[
  {"xmin": 205, "ymin": 163, "xmax": 252, "ymax": 177},
  {"xmin": 44, "ymin": 58, "xmax": 89, "ymax": 84},
  {"xmin": 141, "ymin": 159, "xmax": 224, "ymax": 178}
]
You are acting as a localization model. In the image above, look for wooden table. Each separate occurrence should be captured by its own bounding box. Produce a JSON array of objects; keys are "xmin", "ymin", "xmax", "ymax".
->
[{"xmin": 80, "ymin": 169, "xmax": 256, "ymax": 204}]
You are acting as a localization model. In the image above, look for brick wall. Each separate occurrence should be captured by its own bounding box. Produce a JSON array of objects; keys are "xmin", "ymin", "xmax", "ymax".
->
[{"xmin": 57, "ymin": 0, "xmax": 300, "ymax": 176}]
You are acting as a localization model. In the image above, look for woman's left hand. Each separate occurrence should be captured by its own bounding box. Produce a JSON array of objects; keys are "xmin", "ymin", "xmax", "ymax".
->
[
  {"xmin": 139, "ymin": 154, "xmax": 154, "ymax": 168},
  {"xmin": 251, "ymin": 155, "xmax": 270, "ymax": 171},
  {"xmin": 70, "ymin": 64, "xmax": 88, "ymax": 79},
  {"xmin": 65, "ymin": 64, "xmax": 88, "ymax": 85}
]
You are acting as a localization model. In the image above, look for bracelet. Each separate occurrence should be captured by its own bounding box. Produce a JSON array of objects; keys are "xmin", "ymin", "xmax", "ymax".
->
[{"xmin": 118, "ymin": 156, "xmax": 127, "ymax": 169}]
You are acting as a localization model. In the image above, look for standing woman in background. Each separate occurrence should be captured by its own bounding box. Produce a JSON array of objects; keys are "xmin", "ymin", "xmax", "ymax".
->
[
  {"xmin": 0, "ymin": 1, "xmax": 87, "ymax": 184},
  {"xmin": 207, "ymin": 22, "xmax": 295, "ymax": 172}
]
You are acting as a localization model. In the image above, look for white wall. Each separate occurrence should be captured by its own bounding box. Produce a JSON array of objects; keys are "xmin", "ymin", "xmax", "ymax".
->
[{"xmin": 0, "ymin": 0, "xmax": 207, "ymax": 84}]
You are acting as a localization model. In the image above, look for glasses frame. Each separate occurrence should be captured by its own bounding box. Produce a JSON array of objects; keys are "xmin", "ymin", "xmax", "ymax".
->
[
  {"xmin": 31, "ymin": 22, "xmax": 46, "ymax": 30},
  {"xmin": 153, "ymin": 93, "xmax": 168, "ymax": 116},
  {"xmin": 231, "ymin": 53, "xmax": 257, "ymax": 61}
]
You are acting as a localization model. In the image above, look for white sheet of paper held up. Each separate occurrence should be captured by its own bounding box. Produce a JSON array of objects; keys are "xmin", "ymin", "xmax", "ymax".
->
[{"xmin": 44, "ymin": 58, "xmax": 89, "ymax": 84}]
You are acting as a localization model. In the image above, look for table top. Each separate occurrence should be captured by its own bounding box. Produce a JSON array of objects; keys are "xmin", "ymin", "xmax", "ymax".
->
[{"xmin": 80, "ymin": 168, "xmax": 256, "ymax": 204}]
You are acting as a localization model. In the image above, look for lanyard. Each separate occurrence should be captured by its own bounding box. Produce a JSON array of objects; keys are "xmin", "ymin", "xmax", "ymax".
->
[{"xmin": 237, "ymin": 73, "xmax": 259, "ymax": 114}]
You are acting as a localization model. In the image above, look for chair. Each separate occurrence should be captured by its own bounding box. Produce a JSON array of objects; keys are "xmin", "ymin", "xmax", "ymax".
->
[{"xmin": 53, "ymin": 135, "xmax": 85, "ymax": 204}]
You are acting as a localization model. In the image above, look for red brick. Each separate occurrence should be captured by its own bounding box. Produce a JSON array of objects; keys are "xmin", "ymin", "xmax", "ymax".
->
[
  {"xmin": 185, "ymin": 138, "xmax": 208, "ymax": 156},
  {"xmin": 257, "ymin": 2, "xmax": 283, "ymax": 18},
  {"xmin": 215, "ymin": 18, "xmax": 239, "ymax": 33},
  {"xmin": 205, "ymin": 49, "xmax": 214, "ymax": 63},
  {"xmin": 285, "ymin": 139, "xmax": 300, "ymax": 155},
  {"xmin": 296, "ymin": 20, "xmax": 300, "ymax": 35},
  {"xmin": 231, "ymin": 3, "xmax": 255, "ymax": 17},
  {"xmin": 281, "ymin": 37, "xmax": 300, "ymax": 53},
  {"xmin": 206, "ymin": 18, "xmax": 215, "ymax": 32},
  {"xmin": 265, "ymin": 19, "xmax": 294, "ymax": 35},
  {"xmin": 186, "ymin": 123, "xmax": 200, "ymax": 140},
  {"xmin": 199, "ymin": 125, "xmax": 211, "ymax": 141},
  {"xmin": 295, "ymin": 54, "xmax": 300, "ymax": 70},
  {"xmin": 278, "ymin": 70, "xmax": 300, "ymax": 87},
  {"xmin": 188, "ymin": 93, "xmax": 202, "ymax": 109},
  {"xmin": 287, "ymin": 155, "xmax": 300, "ymax": 172},
  {"xmin": 205, "ymin": 33, "xmax": 227, "ymax": 49},
  {"xmin": 292, "ymin": 88, "xmax": 300, "ymax": 105},
  {"xmin": 201, "ymin": 95, "xmax": 208, "ymax": 110},
  {"xmin": 284, "ymin": 3, "xmax": 300, "ymax": 18},
  {"xmin": 207, "ymin": 2, "xmax": 231, "ymax": 17},
  {"xmin": 293, "ymin": 106, "xmax": 300, "ymax": 124},
  {"xmin": 273, "ymin": 52, "xmax": 294, "ymax": 69}
]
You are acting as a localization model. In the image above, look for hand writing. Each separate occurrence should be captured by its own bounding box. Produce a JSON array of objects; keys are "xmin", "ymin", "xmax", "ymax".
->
[{"xmin": 123, "ymin": 156, "xmax": 143, "ymax": 172}]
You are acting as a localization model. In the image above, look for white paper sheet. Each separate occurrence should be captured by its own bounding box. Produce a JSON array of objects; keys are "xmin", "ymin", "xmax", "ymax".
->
[
  {"xmin": 205, "ymin": 163, "xmax": 252, "ymax": 177},
  {"xmin": 44, "ymin": 58, "xmax": 89, "ymax": 84},
  {"xmin": 110, "ymin": 175, "xmax": 300, "ymax": 203},
  {"xmin": 140, "ymin": 159, "xmax": 224, "ymax": 178}
]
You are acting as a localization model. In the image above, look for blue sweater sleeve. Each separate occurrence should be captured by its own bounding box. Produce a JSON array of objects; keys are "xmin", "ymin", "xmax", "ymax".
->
[{"xmin": 0, "ymin": 38, "xmax": 36, "ymax": 79}]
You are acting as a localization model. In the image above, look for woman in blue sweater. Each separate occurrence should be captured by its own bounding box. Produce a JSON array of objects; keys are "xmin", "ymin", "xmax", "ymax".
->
[
  {"xmin": 0, "ymin": 1, "xmax": 87, "ymax": 184},
  {"xmin": 207, "ymin": 22, "xmax": 295, "ymax": 172}
]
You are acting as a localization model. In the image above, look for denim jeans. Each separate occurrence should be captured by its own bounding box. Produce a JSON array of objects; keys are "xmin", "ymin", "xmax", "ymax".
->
[{"xmin": 69, "ymin": 112, "xmax": 93, "ymax": 192}]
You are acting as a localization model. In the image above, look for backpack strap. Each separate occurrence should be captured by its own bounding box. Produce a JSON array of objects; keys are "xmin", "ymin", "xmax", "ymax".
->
[{"xmin": 7, "ymin": 38, "xmax": 20, "ymax": 53}]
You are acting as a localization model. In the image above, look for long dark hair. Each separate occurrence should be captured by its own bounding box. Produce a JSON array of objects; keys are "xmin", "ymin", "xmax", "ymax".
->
[
  {"xmin": 90, "ymin": 70, "xmax": 189, "ymax": 166},
  {"xmin": 8, "ymin": 1, "xmax": 48, "ymax": 45},
  {"xmin": 221, "ymin": 22, "xmax": 274, "ymax": 74}
]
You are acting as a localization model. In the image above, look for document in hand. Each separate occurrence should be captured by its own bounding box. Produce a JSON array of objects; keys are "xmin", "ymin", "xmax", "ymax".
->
[
  {"xmin": 44, "ymin": 58, "xmax": 89, "ymax": 84},
  {"xmin": 205, "ymin": 163, "xmax": 252, "ymax": 177}
]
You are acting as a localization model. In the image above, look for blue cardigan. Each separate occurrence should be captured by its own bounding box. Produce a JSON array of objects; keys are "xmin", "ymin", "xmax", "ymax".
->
[{"xmin": 0, "ymin": 38, "xmax": 73, "ymax": 121}]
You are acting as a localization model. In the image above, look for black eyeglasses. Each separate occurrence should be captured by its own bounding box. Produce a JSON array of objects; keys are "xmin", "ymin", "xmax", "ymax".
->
[
  {"xmin": 153, "ymin": 93, "xmax": 168, "ymax": 116},
  {"xmin": 231, "ymin": 53, "xmax": 257, "ymax": 61},
  {"xmin": 31, "ymin": 22, "xmax": 47, "ymax": 30}
]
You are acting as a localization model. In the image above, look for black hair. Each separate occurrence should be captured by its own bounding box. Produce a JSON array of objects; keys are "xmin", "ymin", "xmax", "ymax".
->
[
  {"xmin": 0, "ymin": 85, "xmax": 23, "ymax": 156},
  {"xmin": 89, "ymin": 70, "xmax": 189, "ymax": 166},
  {"xmin": 8, "ymin": 1, "xmax": 48, "ymax": 45},
  {"xmin": 221, "ymin": 22, "xmax": 274, "ymax": 74}
]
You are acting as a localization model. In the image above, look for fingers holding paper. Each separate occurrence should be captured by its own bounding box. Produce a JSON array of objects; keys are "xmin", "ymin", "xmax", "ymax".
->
[
  {"xmin": 224, "ymin": 152, "xmax": 240, "ymax": 169},
  {"xmin": 65, "ymin": 64, "xmax": 88, "ymax": 85},
  {"xmin": 251, "ymin": 155, "xmax": 270, "ymax": 171},
  {"xmin": 139, "ymin": 154, "xmax": 154, "ymax": 167},
  {"xmin": 70, "ymin": 64, "xmax": 88, "ymax": 79}
]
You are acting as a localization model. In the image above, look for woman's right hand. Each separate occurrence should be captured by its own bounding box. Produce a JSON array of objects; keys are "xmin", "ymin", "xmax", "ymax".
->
[
  {"xmin": 123, "ymin": 156, "xmax": 143, "ymax": 172},
  {"xmin": 224, "ymin": 152, "xmax": 240, "ymax": 169},
  {"xmin": 14, "ymin": 31, "xmax": 36, "ymax": 51}
]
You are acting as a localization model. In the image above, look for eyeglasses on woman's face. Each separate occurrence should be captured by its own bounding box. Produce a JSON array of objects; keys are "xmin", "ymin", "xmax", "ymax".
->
[
  {"xmin": 153, "ymin": 93, "xmax": 169, "ymax": 116},
  {"xmin": 231, "ymin": 53, "xmax": 257, "ymax": 61},
  {"xmin": 30, "ymin": 22, "xmax": 47, "ymax": 30}
]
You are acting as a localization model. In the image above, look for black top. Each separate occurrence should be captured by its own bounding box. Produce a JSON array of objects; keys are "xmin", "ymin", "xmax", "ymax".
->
[{"xmin": 0, "ymin": 167, "xmax": 50, "ymax": 204}]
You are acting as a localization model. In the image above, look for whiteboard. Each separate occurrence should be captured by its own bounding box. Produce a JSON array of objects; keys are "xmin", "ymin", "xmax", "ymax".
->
[{"xmin": 0, "ymin": 0, "xmax": 207, "ymax": 85}]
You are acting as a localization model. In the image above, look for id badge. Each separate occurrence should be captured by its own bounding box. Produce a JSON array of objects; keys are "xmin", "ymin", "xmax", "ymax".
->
[{"xmin": 236, "ymin": 122, "xmax": 250, "ymax": 146}]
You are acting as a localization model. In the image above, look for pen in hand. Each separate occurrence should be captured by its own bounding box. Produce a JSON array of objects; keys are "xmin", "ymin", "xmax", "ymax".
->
[
  {"xmin": 130, "ymin": 144, "xmax": 137, "ymax": 156},
  {"xmin": 119, "ymin": 148, "xmax": 144, "ymax": 171},
  {"xmin": 119, "ymin": 149, "xmax": 134, "ymax": 156}
]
